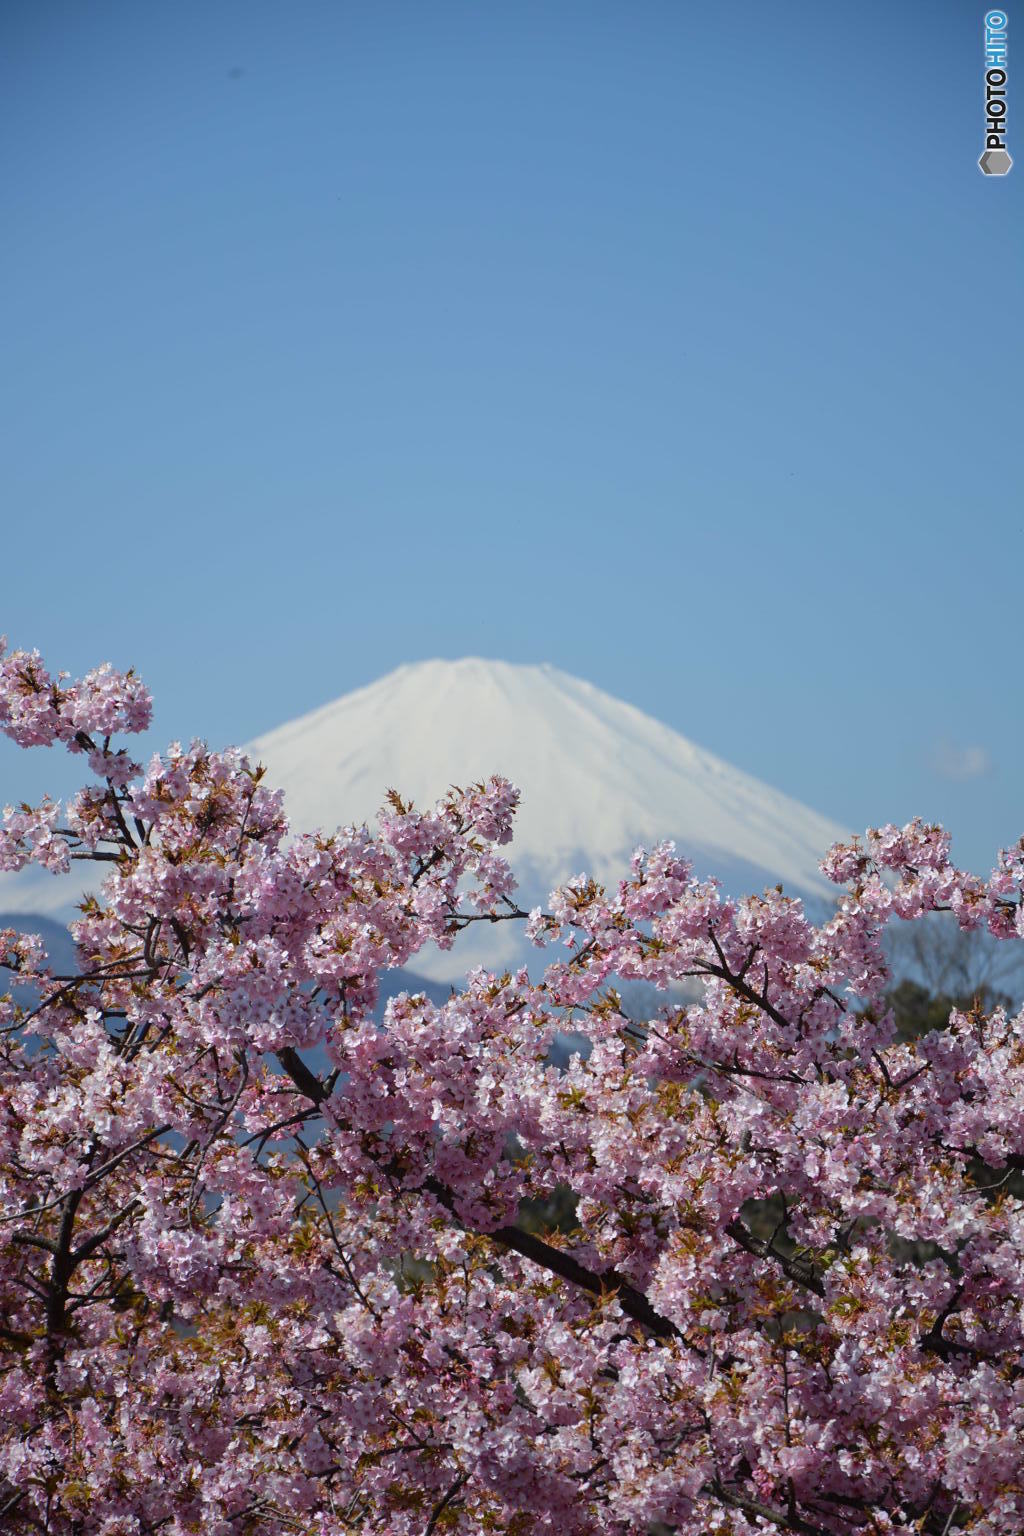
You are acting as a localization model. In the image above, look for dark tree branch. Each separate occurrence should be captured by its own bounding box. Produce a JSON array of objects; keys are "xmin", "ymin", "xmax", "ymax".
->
[
  {"xmin": 725, "ymin": 1218, "xmax": 826, "ymax": 1299},
  {"xmin": 273, "ymin": 1048, "xmax": 687, "ymax": 1344}
]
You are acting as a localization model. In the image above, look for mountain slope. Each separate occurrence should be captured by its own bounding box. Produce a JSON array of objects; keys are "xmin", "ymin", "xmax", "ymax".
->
[{"xmin": 246, "ymin": 659, "xmax": 848, "ymax": 977}]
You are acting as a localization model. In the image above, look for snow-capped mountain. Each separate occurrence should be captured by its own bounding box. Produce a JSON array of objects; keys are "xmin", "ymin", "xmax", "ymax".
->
[
  {"xmin": 0, "ymin": 660, "xmax": 849, "ymax": 981},
  {"xmin": 245, "ymin": 659, "xmax": 847, "ymax": 978}
]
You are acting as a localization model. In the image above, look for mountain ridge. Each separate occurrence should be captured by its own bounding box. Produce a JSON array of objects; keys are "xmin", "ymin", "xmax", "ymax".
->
[{"xmin": 246, "ymin": 658, "xmax": 847, "ymax": 978}]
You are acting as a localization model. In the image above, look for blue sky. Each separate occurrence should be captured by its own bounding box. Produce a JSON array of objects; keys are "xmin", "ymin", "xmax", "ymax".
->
[{"xmin": 2, "ymin": 0, "xmax": 1021, "ymax": 877}]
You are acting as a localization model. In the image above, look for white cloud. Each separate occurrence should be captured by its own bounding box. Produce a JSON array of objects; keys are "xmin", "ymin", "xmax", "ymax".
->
[{"xmin": 932, "ymin": 742, "xmax": 992, "ymax": 782}]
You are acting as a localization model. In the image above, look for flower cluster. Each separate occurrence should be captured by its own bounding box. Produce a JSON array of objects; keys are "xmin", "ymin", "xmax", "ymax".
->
[{"xmin": 0, "ymin": 647, "xmax": 1022, "ymax": 1535}]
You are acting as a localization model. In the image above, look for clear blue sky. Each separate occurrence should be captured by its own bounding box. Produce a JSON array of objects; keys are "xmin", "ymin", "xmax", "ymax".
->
[{"xmin": 2, "ymin": 0, "xmax": 1021, "ymax": 876}]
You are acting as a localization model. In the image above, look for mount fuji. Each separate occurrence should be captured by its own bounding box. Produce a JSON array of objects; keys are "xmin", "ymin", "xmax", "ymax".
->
[
  {"xmin": 245, "ymin": 659, "xmax": 848, "ymax": 979},
  {"xmin": 0, "ymin": 660, "xmax": 849, "ymax": 981}
]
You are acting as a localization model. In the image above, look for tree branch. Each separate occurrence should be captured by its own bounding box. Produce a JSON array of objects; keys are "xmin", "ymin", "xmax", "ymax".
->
[
  {"xmin": 725, "ymin": 1218, "xmax": 826, "ymax": 1299},
  {"xmin": 273, "ymin": 1048, "xmax": 687, "ymax": 1344}
]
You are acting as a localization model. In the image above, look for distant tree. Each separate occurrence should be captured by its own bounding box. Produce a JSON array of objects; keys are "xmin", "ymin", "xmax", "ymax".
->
[
  {"xmin": 2, "ymin": 641, "xmax": 1024, "ymax": 1535},
  {"xmin": 886, "ymin": 908, "xmax": 1024, "ymax": 1030},
  {"xmin": 886, "ymin": 974, "xmax": 1013, "ymax": 1042}
]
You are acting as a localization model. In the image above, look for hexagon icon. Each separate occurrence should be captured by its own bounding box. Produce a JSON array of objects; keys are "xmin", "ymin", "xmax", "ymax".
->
[{"xmin": 979, "ymin": 148, "xmax": 1013, "ymax": 175}]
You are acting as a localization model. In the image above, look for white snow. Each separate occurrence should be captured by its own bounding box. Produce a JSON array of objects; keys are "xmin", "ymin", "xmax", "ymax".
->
[{"xmin": 246, "ymin": 659, "xmax": 848, "ymax": 978}]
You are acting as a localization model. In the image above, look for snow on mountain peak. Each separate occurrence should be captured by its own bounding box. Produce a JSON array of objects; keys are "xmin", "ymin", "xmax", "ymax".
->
[{"xmin": 245, "ymin": 659, "xmax": 847, "ymax": 977}]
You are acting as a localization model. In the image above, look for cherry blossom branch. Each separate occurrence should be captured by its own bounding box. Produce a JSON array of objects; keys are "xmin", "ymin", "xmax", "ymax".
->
[
  {"xmin": 422, "ymin": 1471, "xmax": 469, "ymax": 1535},
  {"xmin": 724, "ymin": 1218, "xmax": 826, "ymax": 1300},
  {"xmin": 708, "ymin": 1480, "xmax": 833, "ymax": 1536},
  {"xmin": 273, "ymin": 1047, "xmax": 687, "ymax": 1343}
]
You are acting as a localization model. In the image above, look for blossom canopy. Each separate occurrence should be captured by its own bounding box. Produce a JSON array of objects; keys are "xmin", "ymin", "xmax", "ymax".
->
[{"xmin": 1, "ymin": 641, "xmax": 1023, "ymax": 1536}]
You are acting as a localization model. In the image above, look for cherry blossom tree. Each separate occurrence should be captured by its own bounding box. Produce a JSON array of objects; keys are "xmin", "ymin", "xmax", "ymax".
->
[{"xmin": 1, "ymin": 640, "xmax": 1022, "ymax": 1536}]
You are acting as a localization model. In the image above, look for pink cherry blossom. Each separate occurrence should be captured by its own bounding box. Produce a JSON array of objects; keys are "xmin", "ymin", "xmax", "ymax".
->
[{"xmin": 0, "ymin": 646, "xmax": 1021, "ymax": 1535}]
